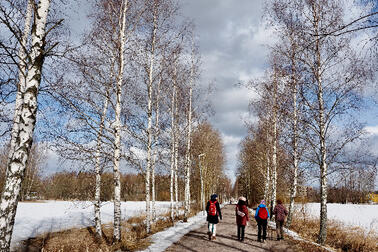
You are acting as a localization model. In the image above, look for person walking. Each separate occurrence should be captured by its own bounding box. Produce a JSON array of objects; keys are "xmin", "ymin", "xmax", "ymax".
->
[
  {"xmin": 254, "ymin": 200, "xmax": 270, "ymax": 243},
  {"xmin": 235, "ymin": 196, "xmax": 249, "ymax": 242},
  {"xmin": 272, "ymin": 199, "xmax": 288, "ymax": 240},
  {"xmin": 206, "ymin": 194, "xmax": 222, "ymax": 240}
]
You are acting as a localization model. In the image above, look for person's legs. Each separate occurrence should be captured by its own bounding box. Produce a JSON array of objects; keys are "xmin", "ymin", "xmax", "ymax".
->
[
  {"xmin": 262, "ymin": 219, "xmax": 267, "ymax": 241},
  {"xmin": 280, "ymin": 221, "xmax": 284, "ymax": 239},
  {"xmin": 240, "ymin": 225, "xmax": 245, "ymax": 241},
  {"xmin": 257, "ymin": 221, "xmax": 262, "ymax": 241},
  {"xmin": 237, "ymin": 225, "xmax": 241, "ymax": 240},
  {"xmin": 207, "ymin": 222, "xmax": 212, "ymax": 240},
  {"xmin": 276, "ymin": 221, "xmax": 281, "ymax": 240},
  {"xmin": 212, "ymin": 224, "xmax": 217, "ymax": 240}
]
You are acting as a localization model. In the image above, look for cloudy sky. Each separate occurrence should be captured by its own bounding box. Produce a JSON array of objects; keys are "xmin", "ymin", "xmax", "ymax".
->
[
  {"xmin": 179, "ymin": 0, "xmax": 378, "ymax": 183},
  {"xmin": 180, "ymin": 0, "xmax": 269, "ymax": 182},
  {"xmin": 53, "ymin": 0, "xmax": 269, "ymax": 179},
  {"xmin": 49, "ymin": 0, "xmax": 377, "ymax": 184}
]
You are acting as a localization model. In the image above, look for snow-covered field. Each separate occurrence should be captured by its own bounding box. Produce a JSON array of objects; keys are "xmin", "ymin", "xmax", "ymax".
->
[
  {"xmin": 295, "ymin": 203, "xmax": 378, "ymax": 233},
  {"xmin": 12, "ymin": 201, "xmax": 171, "ymax": 249},
  {"xmin": 11, "ymin": 201, "xmax": 378, "ymax": 250}
]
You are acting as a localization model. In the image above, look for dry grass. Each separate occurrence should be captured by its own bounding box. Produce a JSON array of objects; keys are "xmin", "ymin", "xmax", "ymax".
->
[
  {"xmin": 16, "ymin": 205, "xmax": 197, "ymax": 252},
  {"xmin": 286, "ymin": 238, "xmax": 334, "ymax": 252},
  {"xmin": 288, "ymin": 214, "xmax": 378, "ymax": 252}
]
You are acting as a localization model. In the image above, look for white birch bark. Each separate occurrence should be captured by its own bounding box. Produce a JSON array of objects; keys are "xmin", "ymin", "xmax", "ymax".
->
[
  {"xmin": 151, "ymin": 155, "xmax": 155, "ymax": 222},
  {"xmin": 184, "ymin": 46, "xmax": 194, "ymax": 221},
  {"xmin": 287, "ymin": 45, "xmax": 298, "ymax": 228},
  {"xmin": 113, "ymin": 0, "xmax": 128, "ymax": 242},
  {"xmin": 174, "ymin": 87, "xmax": 179, "ymax": 216},
  {"xmin": 271, "ymin": 73, "xmax": 278, "ymax": 214},
  {"xmin": 145, "ymin": 1, "xmax": 157, "ymax": 233},
  {"xmin": 94, "ymin": 86, "xmax": 110, "ymax": 237},
  {"xmin": 312, "ymin": 6, "xmax": 328, "ymax": 243},
  {"xmin": 318, "ymin": 66, "xmax": 328, "ymax": 245},
  {"xmin": 8, "ymin": 0, "xmax": 33, "ymax": 164},
  {"xmin": 0, "ymin": 0, "xmax": 50, "ymax": 249},
  {"xmin": 263, "ymin": 148, "xmax": 270, "ymax": 202},
  {"xmin": 151, "ymin": 77, "xmax": 161, "ymax": 222},
  {"xmin": 200, "ymin": 160, "xmax": 204, "ymax": 212},
  {"xmin": 169, "ymin": 75, "xmax": 176, "ymax": 222}
]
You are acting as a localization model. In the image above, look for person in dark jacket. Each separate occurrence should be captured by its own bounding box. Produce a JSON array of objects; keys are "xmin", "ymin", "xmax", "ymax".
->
[
  {"xmin": 272, "ymin": 199, "xmax": 288, "ymax": 240},
  {"xmin": 235, "ymin": 196, "xmax": 249, "ymax": 241},
  {"xmin": 206, "ymin": 194, "xmax": 222, "ymax": 240},
  {"xmin": 254, "ymin": 200, "xmax": 270, "ymax": 243}
]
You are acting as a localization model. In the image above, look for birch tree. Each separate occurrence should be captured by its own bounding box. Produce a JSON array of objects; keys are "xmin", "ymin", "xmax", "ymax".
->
[
  {"xmin": 126, "ymin": 0, "xmax": 188, "ymax": 232},
  {"xmin": 7, "ymin": 0, "xmax": 33, "ymax": 159},
  {"xmin": 266, "ymin": 0, "xmax": 305, "ymax": 227},
  {"xmin": 112, "ymin": 0, "xmax": 128, "ymax": 242},
  {"xmin": 169, "ymin": 52, "xmax": 179, "ymax": 221},
  {"xmin": 0, "ymin": 0, "xmax": 52, "ymax": 249},
  {"xmin": 281, "ymin": 0, "xmax": 372, "ymax": 244},
  {"xmin": 184, "ymin": 37, "xmax": 195, "ymax": 221},
  {"xmin": 270, "ymin": 65, "xmax": 278, "ymax": 213}
]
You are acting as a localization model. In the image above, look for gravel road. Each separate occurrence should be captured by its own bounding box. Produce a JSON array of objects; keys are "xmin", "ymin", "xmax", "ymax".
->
[{"xmin": 165, "ymin": 204, "xmax": 295, "ymax": 252}]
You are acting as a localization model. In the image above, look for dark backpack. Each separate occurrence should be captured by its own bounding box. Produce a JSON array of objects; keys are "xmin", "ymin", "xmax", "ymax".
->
[
  {"xmin": 208, "ymin": 200, "xmax": 217, "ymax": 216},
  {"xmin": 258, "ymin": 207, "xmax": 268, "ymax": 220}
]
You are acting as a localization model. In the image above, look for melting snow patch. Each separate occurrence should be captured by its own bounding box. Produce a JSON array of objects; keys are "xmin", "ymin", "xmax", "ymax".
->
[{"xmin": 139, "ymin": 212, "xmax": 207, "ymax": 252}]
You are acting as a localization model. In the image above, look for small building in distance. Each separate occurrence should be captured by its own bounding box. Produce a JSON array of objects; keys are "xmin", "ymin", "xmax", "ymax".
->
[{"xmin": 368, "ymin": 192, "xmax": 378, "ymax": 204}]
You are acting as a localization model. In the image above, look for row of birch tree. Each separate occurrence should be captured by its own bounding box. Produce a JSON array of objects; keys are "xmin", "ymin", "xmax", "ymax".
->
[
  {"xmin": 0, "ymin": 0, "xmax": 228, "ymax": 250},
  {"xmin": 237, "ymin": 0, "xmax": 376, "ymax": 246}
]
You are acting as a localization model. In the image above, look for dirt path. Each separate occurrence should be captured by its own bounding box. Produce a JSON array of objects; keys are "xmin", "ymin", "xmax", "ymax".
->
[{"xmin": 165, "ymin": 204, "xmax": 295, "ymax": 252}]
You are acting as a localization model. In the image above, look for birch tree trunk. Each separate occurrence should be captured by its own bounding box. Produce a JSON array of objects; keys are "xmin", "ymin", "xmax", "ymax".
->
[
  {"xmin": 0, "ymin": 0, "xmax": 51, "ymax": 249},
  {"xmin": 312, "ymin": 5, "xmax": 328, "ymax": 243},
  {"xmin": 184, "ymin": 47, "xmax": 194, "ymax": 221},
  {"xmin": 151, "ymin": 76, "xmax": 161, "ymax": 222},
  {"xmin": 287, "ymin": 45, "xmax": 298, "ymax": 228},
  {"xmin": 263, "ymin": 149, "xmax": 270, "ymax": 202},
  {"xmin": 8, "ymin": 0, "xmax": 33, "ymax": 161},
  {"xmin": 151, "ymin": 155, "xmax": 156, "ymax": 222},
  {"xmin": 271, "ymin": 72, "xmax": 278, "ymax": 214},
  {"xmin": 113, "ymin": 0, "xmax": 128, "ymax": 242},
  {"xmin": 174, "ymin": 87, "xmax": 179, "ymax": 216},
  {"xmin": 94, "ymin": 86, "xmax": 110, "ymax": 237},
  {"xmin": 170, "ymin": 75, "xmax": 176, "ymax": 222},
  {"xmin": 145, "ymin": 1, "xmax": 157, "ymax": 233}
]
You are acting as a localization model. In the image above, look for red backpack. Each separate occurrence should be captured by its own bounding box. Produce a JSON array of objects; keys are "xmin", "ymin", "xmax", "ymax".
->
[
  {"xmin": 258, "ymin": 207, "xmax": 268, "ymax": 220},
  {"xmin": 208, "ymin": 200, "xmax": 217, "ymax": 216}
]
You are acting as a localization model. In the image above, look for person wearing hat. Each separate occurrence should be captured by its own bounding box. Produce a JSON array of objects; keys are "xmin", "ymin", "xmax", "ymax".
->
[
  {"xmin": 254, "ymin": 199, "xmax": 270, "ymax": 242},
  {"xmin": 206, "ymin": 194, "xmax": 222, "ymax": 240},
  {"xmin": 235, "ymin": 196, "xmax": 249, "ymax": 241}
]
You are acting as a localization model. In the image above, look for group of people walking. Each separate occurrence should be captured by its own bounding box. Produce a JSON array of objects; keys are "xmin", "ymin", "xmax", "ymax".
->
[{"xmin": 206, "ymin": 194, "xmax": 288, "ymax": 243}]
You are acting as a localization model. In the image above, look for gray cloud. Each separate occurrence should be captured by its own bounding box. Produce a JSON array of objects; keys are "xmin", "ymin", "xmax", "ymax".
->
[{"xmin": 181, "ymin": 0, "xmax": 267, "ymax": 181}]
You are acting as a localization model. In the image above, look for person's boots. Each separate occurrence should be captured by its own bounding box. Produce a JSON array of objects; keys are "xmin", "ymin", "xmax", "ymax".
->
[
  {"xmin": 207, "ymin": 231, "xmax": 212, "ymax": 240},
  {"xmin": 211, "ymin": 235, "xmax": 216, "ymax": 240}
]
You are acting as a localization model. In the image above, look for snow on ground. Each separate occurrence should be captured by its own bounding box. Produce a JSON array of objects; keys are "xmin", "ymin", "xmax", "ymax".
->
[
  {"xmin": 12, "ymin": 201, "xmax": 170, "ymax": 249},
  {"xmin": 11, "ymin": 201, "xmax": 377, "ymax": 250},
  {"xmin": 295, "ymin": 203, "xmax": 378, "ymax": 233},
  {"xmin": 139, "ymin": 211, "xmax": 208, "ymax": 252}
]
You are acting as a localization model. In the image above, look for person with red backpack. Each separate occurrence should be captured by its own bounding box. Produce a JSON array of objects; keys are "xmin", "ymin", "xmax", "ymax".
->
[
  {"xmin": 235, "ymin": 196, "xmax": 249, "ymax": 242},
  {"xmin": 206, "ymin": 194, "xmax": 222, "ymax": 240},
  {"xmin": 254, "ymin": 199, "xmax": 270, "ymax": 243}
]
